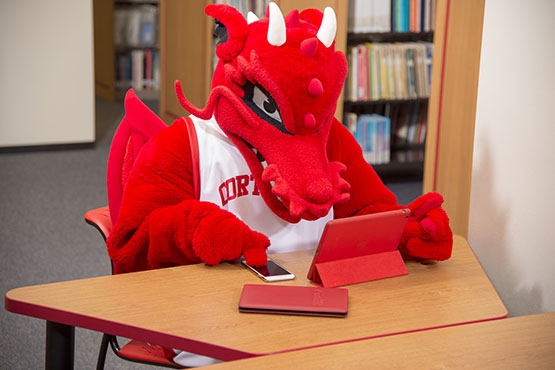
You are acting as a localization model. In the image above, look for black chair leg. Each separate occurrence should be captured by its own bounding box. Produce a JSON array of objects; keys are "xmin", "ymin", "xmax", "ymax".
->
[{"xmin": 96, "ymin": 333, "xmax": 111, "ymax": 370}]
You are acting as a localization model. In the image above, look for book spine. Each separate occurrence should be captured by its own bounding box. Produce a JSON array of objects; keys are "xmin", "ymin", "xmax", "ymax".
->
[
  {"xmin": 152, "ymin": 51, "xmax": 160, "ymax": 90},
  {"xmin": 391, "ymin": 0, "xmax": 397, "ymax": 32},
  {"xmin": 351, "ymin": 46, "xmax": 359, "ymax": 101},
  {"xmin": 144, "ymin": 50, "xmax": 153, "ymax": 90},
  {"xmin": 384, "ymin": 115, "xmax": 391, "ymax": 163}
]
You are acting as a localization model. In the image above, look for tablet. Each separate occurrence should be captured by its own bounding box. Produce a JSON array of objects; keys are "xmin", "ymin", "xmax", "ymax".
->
[{"xmin": 307, "ymin": 208, "xmax": 410, "ymax": 282}]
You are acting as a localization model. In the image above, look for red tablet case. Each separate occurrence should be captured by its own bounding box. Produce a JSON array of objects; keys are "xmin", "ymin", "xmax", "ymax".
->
[
  {"xmin": 307, "ymin": 209, "xmax": 410, "ymax": 288},
  {"xmin": 238, "ymin": 284, "xmax": 348, "ymax": 317}
]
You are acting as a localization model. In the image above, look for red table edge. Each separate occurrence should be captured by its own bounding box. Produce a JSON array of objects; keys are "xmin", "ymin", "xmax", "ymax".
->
[{"xmin": 4, "ymin": 293, "xmax": 252, "ymax": 361}]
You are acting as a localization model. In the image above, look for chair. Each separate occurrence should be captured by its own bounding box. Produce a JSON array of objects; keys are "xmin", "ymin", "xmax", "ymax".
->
[
  {"xmin": 85, "ymin": 209, "xmax": 181, "ymax": 370},
  {"xmin": 84, "ymin": 90, "xmax": 180, "ymax": 369}
]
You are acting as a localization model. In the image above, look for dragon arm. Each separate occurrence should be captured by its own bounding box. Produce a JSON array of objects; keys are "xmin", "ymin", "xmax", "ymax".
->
[
  {"xmin": 327, "ymin": 118, "xmax": 452, "ymax": 260},
  {"xmin": 107, "ymin": 120, "xmax": 269, "ymax": 273}
]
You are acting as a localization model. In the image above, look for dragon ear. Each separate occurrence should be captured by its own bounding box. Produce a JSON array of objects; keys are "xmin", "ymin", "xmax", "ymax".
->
[{"xmin": 205, "ymin": 4, "xmax": 249, "ymax": 61}]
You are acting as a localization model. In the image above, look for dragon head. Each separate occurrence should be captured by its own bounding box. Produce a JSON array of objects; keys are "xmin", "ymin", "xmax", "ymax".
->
[{"xmin": 176, "ymin": 2, "xmax": 350, "ymax": 223}]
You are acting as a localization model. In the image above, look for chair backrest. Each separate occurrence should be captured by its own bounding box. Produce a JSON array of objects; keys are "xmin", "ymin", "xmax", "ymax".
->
[
  {"xmin": 84, "ymin": 206, "xmax": 120, "ymax": 273},
  {"xmin": 84, "ymin": 206, "xmax": 113, "ymax": 241}
]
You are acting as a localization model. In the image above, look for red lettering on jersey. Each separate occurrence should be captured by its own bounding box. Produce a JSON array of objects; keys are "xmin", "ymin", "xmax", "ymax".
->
[
  {"xmin": 236, "ymin": 175, "xmax": 249, "ymax": 197},
  {"xmin": 218, "ymin": 182, "xmax": 228, "ymax": 206},
  {"xmin": 250, "ymin": 174, "xmax": 260, "ymax": 195},
  {"xmin": 219, "ymin": 175, "xmax": 261, "ymax": 205},
  {"xmin": 219, "ymin": 177, "xmax": 237, "ymax": 206}
]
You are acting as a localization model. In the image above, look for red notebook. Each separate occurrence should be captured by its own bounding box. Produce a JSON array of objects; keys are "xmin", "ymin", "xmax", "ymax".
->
[
  {"xmin": 238, "ymin": 284, "xmax": 348, "ymax": 317},
  {"xmin": 307, "ymin": 208, "xmax": 410, "ymax": 288}
]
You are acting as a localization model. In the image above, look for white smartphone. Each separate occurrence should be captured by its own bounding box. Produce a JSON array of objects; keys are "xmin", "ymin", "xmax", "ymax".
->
[{"xmin": 241, "ymin": 259, "xmax": 295, "ymax": 282}]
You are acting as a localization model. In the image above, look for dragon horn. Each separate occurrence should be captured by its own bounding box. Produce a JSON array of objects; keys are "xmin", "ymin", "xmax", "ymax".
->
[
  {"xmin": 247, "ymin": 11, "xmax": 259, "ymax": 24},
  {"xmin": 267, "ymin": 2, "xmax": 286, "ymax": 46},
  {"xmin": 317, "ymin": 7, "xmax": 337, "ymax": 48}
]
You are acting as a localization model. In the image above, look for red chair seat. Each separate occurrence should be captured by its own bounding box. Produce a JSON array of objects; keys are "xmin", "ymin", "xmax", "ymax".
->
[{"xmin": 118, "ymin": 340, "xmax": 179, "ymax": 367}]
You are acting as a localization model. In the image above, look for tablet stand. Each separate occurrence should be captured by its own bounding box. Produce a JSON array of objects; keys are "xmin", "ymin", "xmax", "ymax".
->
[{"xmin": 310, "ymin": 250, "xmax": 408, "ymax": 288}]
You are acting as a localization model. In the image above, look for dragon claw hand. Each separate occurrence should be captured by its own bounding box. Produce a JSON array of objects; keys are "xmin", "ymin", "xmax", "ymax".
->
[
  {"xmin": 401, "ymin": 192, "xmax": 453, "ymax": 260},
  {"xmin": 192, "ymin": 207, "xmax": 270, "ymax": 266}
]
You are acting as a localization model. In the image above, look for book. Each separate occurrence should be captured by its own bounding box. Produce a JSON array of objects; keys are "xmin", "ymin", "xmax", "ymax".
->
[
  {"xmin": 144, "ymin": 50, "xmax": 153, "ymax": 90},
  {"xmin": 405, "ymin": 45, "xmax": 417, "ymax": 99},
  {"xmin": 345, "ymin": 112, "xmax": 358, "ymax": 134},
  {"xmin": 423, "ymin": 0, "xmax": 431, "ymax": 32},
  {"xmin": 376, "ymin": 115, "xmax": 385, "ymax": 163},
  {"xmin": 358, "ymin": 45, "xmax": 369, "ymax": 101},
  {"xmin": 152, "ymin": 51, "xmax": 160, "ymax": 90},
  {"xmin": 396, "ymin": 0, "xmax": 409, "ymax": 32},
  {"xmin": 378, "ymin": 44, "xmax": 389, "ymax": 99},
  {"xmin": 368, "ymin": 43, "xmax": 381, "ymax": 100},
  {"xmin": 374, "ymin": 0, "xmax": 392, "ymax": 32},
  {"xmin": 131, "ymin": 50, "xmax": 144, "ymax": 91},
  {"xmin": 406, "ymin": 102, "xmax": 420, "ymax": 144},
  {"xmin": 384, "ymin": 114, "xmax": 391, "ymax": 163},
  {"xmin": 348, "ymin": 0, "xmax": 373, "ymax": 33},
  {"xmin": 351, "ymin": 46, "xmax": 359, "ymax": 100},
  {"xmin": 139, "ymin": 5, "xmax": 157, "ymax": 46},
  {"xmin": 424, "ymin": 42, "xmax": 433, "ymax": 96},
  {"xmin": 346, "ymin": 47, "xmax": 353, "ymax": 101}
]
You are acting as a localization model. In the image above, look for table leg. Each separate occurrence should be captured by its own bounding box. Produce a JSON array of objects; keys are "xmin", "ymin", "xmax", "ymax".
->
[{"xmin": 46, "ymin": 321, "xmax": 75, "ymax": 370}]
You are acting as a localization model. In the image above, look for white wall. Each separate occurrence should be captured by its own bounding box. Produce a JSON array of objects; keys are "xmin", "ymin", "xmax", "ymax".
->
[
  {"xmin": 0, "ymin": 0, "xmax": 94, "ymax": 147},
  {"xmin": 469, "ymin": 0, "xmax": 555, "ymax": 316}
]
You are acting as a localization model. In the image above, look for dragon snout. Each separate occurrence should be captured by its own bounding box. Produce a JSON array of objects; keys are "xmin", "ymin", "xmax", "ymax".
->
[{"xmin": 262, "ymin": 161, "xmax": 350, "ymax": 220}]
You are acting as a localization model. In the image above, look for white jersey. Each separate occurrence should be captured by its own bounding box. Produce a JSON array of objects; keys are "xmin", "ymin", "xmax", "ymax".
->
[{"xmin": 190, "ymin": 115, "xmax": 332, "ymax": 254}]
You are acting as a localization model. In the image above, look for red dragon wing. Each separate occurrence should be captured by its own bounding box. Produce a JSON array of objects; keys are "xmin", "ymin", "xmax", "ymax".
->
[{"xmin": 106, "ymin": 89, "xmax": 167, "ymax": 225}]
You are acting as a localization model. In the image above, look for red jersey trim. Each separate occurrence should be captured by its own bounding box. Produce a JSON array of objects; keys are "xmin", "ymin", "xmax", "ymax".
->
[{"xmin": 183, "ymin": 117, "xmax": 200, "ymax": 200}]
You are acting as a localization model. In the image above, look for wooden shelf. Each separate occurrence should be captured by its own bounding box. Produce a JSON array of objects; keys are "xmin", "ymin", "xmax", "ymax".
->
[
  {"xmin": 373, "ymin": 160, "xmax": 424, "ymax": 181},
  {"xmin": 348, "ymin": 31, "xmax": 433, "ymax": 44},
  {"xmin": 116, "ymin": 0, "xmax": 159, "ymax": 5},
  {"xmin": 115, "ymin": 45, "xmax": 159, "ymax": 53},
  {"xmin": 344, "ymin": 98, "xmax": 429, "ymax": 109}
]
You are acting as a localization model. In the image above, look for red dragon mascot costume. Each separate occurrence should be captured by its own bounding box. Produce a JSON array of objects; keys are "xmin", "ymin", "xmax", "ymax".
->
[{"xmin": 107, "ymin": 3, "xmax": 452, "ymax": 276}]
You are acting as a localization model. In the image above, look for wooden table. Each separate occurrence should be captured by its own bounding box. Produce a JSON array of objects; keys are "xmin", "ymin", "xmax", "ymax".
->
[
  {"xmin": 204, "ymin": 312, "xmax": 555, "ymax": 369},
  {"xmin": 5, "ymin": 236, "xmax": 507, "ymax": 369}
]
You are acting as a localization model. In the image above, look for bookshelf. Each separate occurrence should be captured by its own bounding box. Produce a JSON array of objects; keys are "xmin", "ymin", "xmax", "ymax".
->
[
  {"xmin": 343, "ymin": 0, "xmax": 437, "ymax": 180},
  {"xmin": 94, "ymin": 0, "xmax": 160, "ymax": 102}
]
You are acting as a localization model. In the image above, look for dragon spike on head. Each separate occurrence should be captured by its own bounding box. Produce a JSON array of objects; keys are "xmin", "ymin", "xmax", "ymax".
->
[
  {"xmin": 317, "ymin": 7, "xmax": 337, "ymax": 47},
  {"xmin": 267, "ymin": 2, "xmax": 286, "ymax": 46},
  {"xmin": 176, "ymin": 3, "xmax": 350, "ymax": 223}
]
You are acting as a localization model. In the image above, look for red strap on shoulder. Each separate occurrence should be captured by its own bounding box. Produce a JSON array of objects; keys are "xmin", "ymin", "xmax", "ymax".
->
[{"xmin": 182, "ymin": 116, "xmax": 200, "ymax": 200}]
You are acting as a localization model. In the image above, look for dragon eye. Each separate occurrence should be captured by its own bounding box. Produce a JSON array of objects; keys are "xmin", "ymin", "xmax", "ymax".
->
[
  {"xmin": 252, "ymin": 85, "xmax": 281, "ymax": 121},
  {"xmin": 242, "ymin": 81, "xmax": 291, "ymax": 135}
]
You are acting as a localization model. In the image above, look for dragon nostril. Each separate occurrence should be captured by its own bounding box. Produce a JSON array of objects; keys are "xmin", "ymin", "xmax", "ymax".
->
[{"xmin": 304, "ymin": 178, "xmax": 333, "ymax": 204}]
